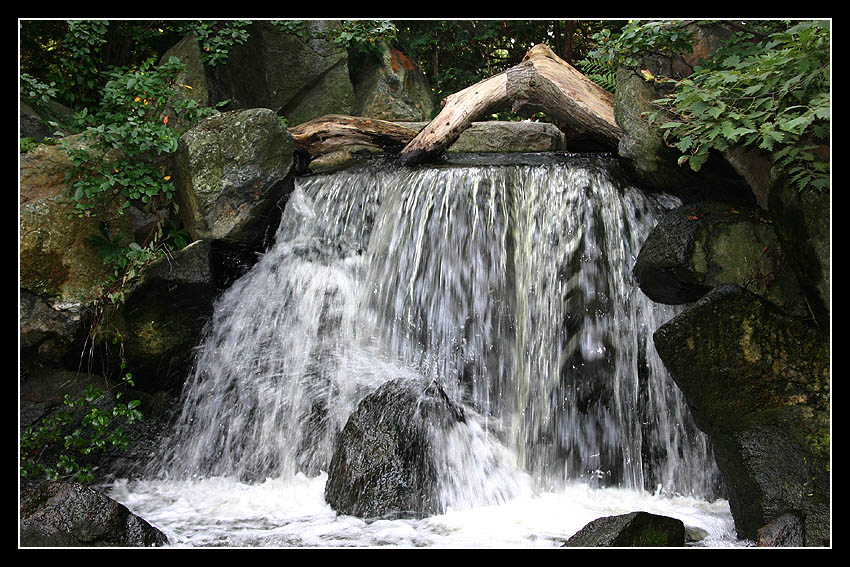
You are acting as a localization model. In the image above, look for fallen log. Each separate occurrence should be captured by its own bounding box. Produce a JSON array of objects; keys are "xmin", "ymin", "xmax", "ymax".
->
[
  {"xmin": 290, "ymin": 114, "xmax": 418, "ymax": 163},
  {"xmin": 400, "ymin": 44, "xmax": 622, "ymax": 166}
]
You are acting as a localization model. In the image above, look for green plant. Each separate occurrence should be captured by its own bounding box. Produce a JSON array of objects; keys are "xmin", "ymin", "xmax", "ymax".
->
[
  {"xmin": 20, "ymin": 137, "xmax": 39, "ymax": 153},
  {"xmin": 647, "ymin": 21, "xmax": 830, "ymax": 192},
  {"xmin": 54, "ymin": 20, "xmax": 110, "ymax": 109},
  {"xmin": 591, "ymin": 19, "xmax": 830, "ymax": 193},
  {"xmin": 20, "ymin": 372, "xmax": 142, "ymax": 484},
  {"xmin": 63, "ymin": 55, "xmax": 220, "ymax": 308},
  {"xmin": 21, "ymin": 72, "xmax": 58, "ymax": 108},
  {"xmin": 334, "ymin": 20, "xmax": 398, "ymax": 55},
  {"xmin": 575, "ymin": 56, "xmax": 617, "ymax": 93},
  {"xmin": 589, "ymin": 20, "xmax": 695, "ymax": 70},
  {"xmin": 63, "ymin": 56, "xmax": 210, "ymax": 216},
  {"xmin": 177, "ymin": 20, "xmax": 253, "ymax": 66}
]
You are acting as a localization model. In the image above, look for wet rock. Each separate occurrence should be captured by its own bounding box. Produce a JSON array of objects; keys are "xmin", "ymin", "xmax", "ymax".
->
[
  {"xmin": 633, "ymin": 202, "xmax": 807, "ymax": 317},
  {"xmin": 98, "ymin": 240, "xmax": 218, "ymax": 392},
  {"xmin": 563, "ymin": 511, "xmax": 685, "ymax": 547},
  {"xmin": 757, "ymin": 512, "xmax": 805, "ymax": 547},
  {"xmin": 653, "ymin": 285, "xmax": 830, "ymax": 546},
  {"xmin": 324, "ymin": 377, "xmax": 465, "ymax": 520},
  {"xmin": 20, "ymin": 481, "xmax": 167, "ymax": 547},
  {"xmin": 768, "ymin": 170, "xmax": 830, "ymax": 329}
]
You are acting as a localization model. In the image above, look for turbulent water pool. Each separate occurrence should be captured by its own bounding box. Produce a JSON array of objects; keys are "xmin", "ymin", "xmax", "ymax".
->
[{"xmin": 108, "ymin": 475, "xmax": 746, "ymax": 548}]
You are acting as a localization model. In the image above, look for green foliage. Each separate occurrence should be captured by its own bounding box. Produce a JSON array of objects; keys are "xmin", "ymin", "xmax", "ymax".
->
[
  {"xmin": 589, "ymin": 20, "xmax": 695, "ymax": 69},
  {"xmin": 54, "ymin": 20, "xmax": 110, "ymax": 109},
  {"xmin": 394, "ymin": 20, "xmax": 623, "ymax": 116},
  {"xmin": 334, "ymin": 20, "xmax": 398, "ymax": 55},
  {"xmin": 575, "ymin": 57, "xmax": 617, "ymax": 93},
  {"xmin": 20, "ymin": 137, "xmax": 40, "ymax": 153},
  {"xmin": 592, "ymin": 19, "xmax": 830, "ymax": 193},
  {"xmin": 647, "ymin": 21, "xmax": 830, "ymax": 192},
  {"xmin": 60, "ymin": 55, "xmax": 221, "ymax": 307},
  {"xmin": 63, "ymin": 56, "xmax": 216, "ymax": 215},
  {"xmin": 269, "ymin": 19, "xmax": 398, "ymax": 56},
  {"xmin": 21, "ymin": 72, "xmax": 58, "ymax": 108},
  {"xmin": 177, "ymin": 20, "xmax": 252, "ymax": 66},
  {"xmin": 20, "ymin": 373, "xmax": 143, "ymax": 484}
]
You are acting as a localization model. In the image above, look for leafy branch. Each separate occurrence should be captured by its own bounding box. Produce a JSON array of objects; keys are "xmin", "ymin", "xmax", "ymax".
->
[{"xmin": 636, "ymin": 20, "xmax": 830, "ymax": 192}]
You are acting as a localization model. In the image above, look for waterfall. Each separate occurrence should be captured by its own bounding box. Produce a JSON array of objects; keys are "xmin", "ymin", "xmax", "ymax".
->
[{"xmin": 150, "ymin": 155, "xmax": 721, "ymax": 509}]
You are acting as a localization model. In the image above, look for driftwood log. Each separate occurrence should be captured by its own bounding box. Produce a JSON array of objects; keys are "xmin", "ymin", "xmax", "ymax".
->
[
  {"xmin": 290, "ymin": 114, "xmax": 417, "ymax": 164},
  {"xmin": 399, "ymin": 44, "xmax": 622, "ymax": 166}
]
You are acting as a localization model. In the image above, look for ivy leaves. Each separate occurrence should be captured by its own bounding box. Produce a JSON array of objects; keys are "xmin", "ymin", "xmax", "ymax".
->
[{"xmin": 643, "ymin": 20, "xmax": 830, "ymax": 192}]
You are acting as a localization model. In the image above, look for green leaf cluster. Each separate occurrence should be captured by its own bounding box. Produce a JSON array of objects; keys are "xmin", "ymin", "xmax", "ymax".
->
[
  {"xmin": 636, "ymin": 20, "xmax": 830, "ymax": 193},
  {"xmin": 20, "ymin": 72, "xmax": 58, "ymax": 108},
  {"xmin": 63, "ymin": 56, "xmax": 214, "ymax": 216},
  {"xmin": 575, "ymin": 56, "xmax": 617, "ymax": 93},
  {"xmin": 590, "ymin": 20, "xmax": 695, "ymax": 70},
  {"xmin": 53, "ymin": 20, "xmax": 110, "ymax": 109},
  {"xmin": 59, "ymin": 54, "xmax": 223, "ymax": 310},
  {"xmin": 20, "ymin": 374, "xmax": 142, "ymax": 484},
  {"xmin": 177, "ymin": 20, "xmax": 252, "ymax": 66}
]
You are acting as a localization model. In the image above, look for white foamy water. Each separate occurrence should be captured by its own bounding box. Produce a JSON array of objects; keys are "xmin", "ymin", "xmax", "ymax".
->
[{"xmin": 108, "ymin": 475, "xmax": 745, "ymax": 547}]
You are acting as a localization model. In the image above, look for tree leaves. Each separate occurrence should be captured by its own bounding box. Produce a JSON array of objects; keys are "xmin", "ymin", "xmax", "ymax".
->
[{"xmin": 635, "ymin": 20, "xmax": 830, "ymax": 190}]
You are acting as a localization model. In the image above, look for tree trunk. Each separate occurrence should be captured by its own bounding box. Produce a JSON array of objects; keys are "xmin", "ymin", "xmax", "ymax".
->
[
  {"xmin": 399, "ymin": 44, "xmax": 622, "ymax": 166},
  {"xmin": 290, "ymin": 114, "xmax": 418, "ymax": 163}
]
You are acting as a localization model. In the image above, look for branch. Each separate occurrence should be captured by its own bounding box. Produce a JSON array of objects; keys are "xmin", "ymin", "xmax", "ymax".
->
[{"xmin": 399, "ymin": 44, "xmax": 622, "ymax": 166}]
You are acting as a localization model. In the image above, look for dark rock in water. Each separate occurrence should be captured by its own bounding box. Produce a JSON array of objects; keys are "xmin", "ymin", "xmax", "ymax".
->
[
  {"xmin": 633, "ymin": 202, "xmax": 806, "ymax": 317},
  {"xmin": 563, "ymin": 511, "xmax": 685, "ymax": 547},
  {"xmin": 653, "ymin": 285, "xmax": 830, "ymax": 546},
  {"xmin": 324, "ymin": 377, "xmax": 465, "ymax": 520},
  {"xmin": 20, "ymin": 481, "xmax": 167, "ymax": 547}
]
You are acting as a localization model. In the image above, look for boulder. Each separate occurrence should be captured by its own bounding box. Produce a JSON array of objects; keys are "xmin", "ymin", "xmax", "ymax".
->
[
  {"xmin": 20, "ymin": 290, "xmax": 79, "ymax": 364},
  {"xmin": 351, "ymin": 41, "xmax": 435, "ymax": 121},
  {"xmin": 98, "ymin": 240, "xmax": 218, "ymax": 392},
  {"xmin": 563, "ymin": 511, "xmax": 686, "ymax": 547},
  {"xmin": 207, "ymin": 20, "xmax": 354, "ymax": 127},
  {"xmin": 653, "ymin": 285, "xmax": 830, "ymax": 546},
  {"xmin": 768, "ymin": 170, "xmax": 830, "ymax": 329},
  {"xmin": 20, "ymin": 98, "xmax": 77, "ymax": 141},
  {"xmin": 174, "ymin": 107, "xmax": 294, "ymax": 245},
  {"xmin": 19, "ymin": 137, "xmax": 131, "ymax": 308},
  {"xmin": 324, "ymin": 377, "xmax": 466, "ymax": 520},
  {"xmin": 20, "ymin": 481, "xmax": 167, "ymax": 547},
  {"xmin": 633, "ymin": 201, "xmax": 807, "ymax": 317}
]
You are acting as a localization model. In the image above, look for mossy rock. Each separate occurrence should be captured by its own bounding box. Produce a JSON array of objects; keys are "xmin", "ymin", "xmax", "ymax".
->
[
  {"xmin": 653, "ymin": 285, "xmax": 829, "ymax": 545},
  {"xmin": 633, "ymin": 202, "xmax": 807, "ymax": 317},
  {"xmin": 563, "ymin": 511, "xmax": 685, "ymax": 547}
]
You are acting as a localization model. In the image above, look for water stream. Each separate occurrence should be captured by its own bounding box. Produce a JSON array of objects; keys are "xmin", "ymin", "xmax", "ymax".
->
[{"xmin": 108, "ymin": 155, "xmax": 744, "ymax": 547}]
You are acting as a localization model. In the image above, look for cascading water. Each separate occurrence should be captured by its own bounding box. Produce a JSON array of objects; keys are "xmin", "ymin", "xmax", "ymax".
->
[{"xmin": 110, "ymin": 155, "xmax": 739, "ymax": 547}]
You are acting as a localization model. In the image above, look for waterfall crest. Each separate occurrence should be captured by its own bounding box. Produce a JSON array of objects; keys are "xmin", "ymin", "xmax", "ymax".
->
[{"xmin": 150, "ymin": 156, "xmax": 721, "ymax": 506}]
